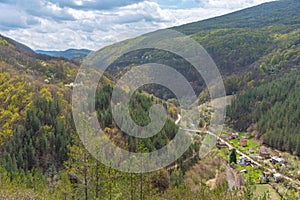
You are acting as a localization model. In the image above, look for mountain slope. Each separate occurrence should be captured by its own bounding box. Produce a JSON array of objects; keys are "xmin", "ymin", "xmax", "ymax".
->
[
  {"xmin": 0, "ymin": 35, "xmax": 79, "ymax": 144},
  {"xmin": 227, "ymin": 68, "xmax": 300, "ymax": 156},
  {"xmin": 0, "ymin": 34, "xmax": 36, "ymax": 55},
  {"xmin": 172, "ymin": 0, "xmax": 300, "ymax": 35},
  {"xmin": 1, "ymin": 1, "xmax": 300, "ymax": 198},
  {"xmin": 0, "ymin": 34, "xmax": 183, "ymax": 172},
  {"xmin": 0, "ymin": 34, "xmax": 199, "ymax": 200},
  {"xmin": 89, "ymin": 0, "xmax": 300, "ymax": 157},
  {"xmin": 90, "ymin": 0, "xmax": 300, "ymax": 100}
]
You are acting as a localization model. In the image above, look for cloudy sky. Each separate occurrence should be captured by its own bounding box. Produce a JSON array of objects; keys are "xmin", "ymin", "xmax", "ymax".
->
[{"xmin": 0, "ymin": 0, "xmax": 275, "ymax": 51}]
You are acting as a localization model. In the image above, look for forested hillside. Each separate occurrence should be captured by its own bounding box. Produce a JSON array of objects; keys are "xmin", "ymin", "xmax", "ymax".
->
[
  {"xmin": 227, "ymin": 68, "xmax": 300, "ymax": 156},
  {"xmin": 105, "ymin": 0, "xmax": 300, "ymax": 100},
  {"xmin": 0, "ymin": 34, "xmax": 203, "ymax": 199},
  {"xmin": 1, "ymin": 0, "xmax": 300, "ymax": 198},
  {"xmin": 0, "ymin": 33, "xmax": 79, "ymax": 171},
  {"xmin": 173, "ymin": 0, "xmax": 300, "ymax": 34},
  {"xmin": 0, "ymin": 35, "xmax": 77, "ymax": 144}
]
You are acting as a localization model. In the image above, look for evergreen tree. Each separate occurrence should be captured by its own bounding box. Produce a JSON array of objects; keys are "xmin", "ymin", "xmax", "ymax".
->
[{"xmin": 229, "ymin": 149, "xmax": 237, "ymax": 164}]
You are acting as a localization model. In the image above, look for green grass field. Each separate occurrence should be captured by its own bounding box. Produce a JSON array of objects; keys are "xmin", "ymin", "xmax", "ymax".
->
[{"xmin": 254, "ymin": 184, "xmax": 281, "ymax": 200}]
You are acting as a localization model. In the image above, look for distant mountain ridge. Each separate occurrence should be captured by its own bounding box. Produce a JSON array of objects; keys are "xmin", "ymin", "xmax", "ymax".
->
[{"xmin": 36, "ymin": 49, "xmax": 93, "ymax": 60}]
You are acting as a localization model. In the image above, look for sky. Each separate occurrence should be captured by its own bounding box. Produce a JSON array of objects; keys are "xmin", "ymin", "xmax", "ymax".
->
[{"xmin": 0, "ymin": 0, "xmax": 275, "ymax": 51}]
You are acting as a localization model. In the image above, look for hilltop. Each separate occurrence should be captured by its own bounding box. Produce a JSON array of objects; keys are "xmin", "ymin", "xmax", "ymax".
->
[
  {"xmin": 173, "ymin": 0, "xmax": 300, "ymax": 34},
  {"xmin": 36, "ymin": 48, "xmax": 93, "ymax": 60}
]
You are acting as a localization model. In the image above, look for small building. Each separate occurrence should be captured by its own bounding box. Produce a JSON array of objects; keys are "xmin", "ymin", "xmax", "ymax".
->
[
  {"xmin": 273, "ymin": 173, "xmax": 282, "ymax": 183},
  {"xmin": 249, "ymin": 148, "xmax": 255, "ymax": 154},
  {"xmin": 228, "ymin": 135, "xmax": 234, "ymax": 140},
  {"xmin": 259, "ymin": 146, "xmax": 271, "ymax": 159},
  {"xmin": 227, "ymin": 132, "xmax": 239, "ymax": 140},
  {"xmin": 64, "ymin": 82, "xmax": 83, "ymax": 88},
  {"xmin": 255, "ymin": 155, "xmax": 263, "ymax": 160},
  {"xmin": 220, "ymin": 134, "xmax": 229, "ymax": 140},
  {"xmin": 44, "ymin": 79, "xmax": 50, "ymax": 84},
  {"xmin": 217, "ymin": 141, "xmax": 228, "ymax": 149},
  {"xmin": 65, "ymin": 82, "xmax": 75, "ymax": 87},
  {"xmin": 239, "ymin": 137, "xmax": 248, "ymax": 147},
  {"xmin": 271, "ymin": 150, "xmax": 280, "ymax": 157},
  {"xmin": 239, "ymin": 156, "xmax": 251, "ymax": 166},
  {"xmin": 260, "ymin": 171, "xmax": 271, "ymax": 183},
  {"xmin": 270, "ymin": 156, "xmax": 284, "ymax": 165},
  {"xmin": 231, "ymin": 132, "xmax": 239, "ymax": 139}
]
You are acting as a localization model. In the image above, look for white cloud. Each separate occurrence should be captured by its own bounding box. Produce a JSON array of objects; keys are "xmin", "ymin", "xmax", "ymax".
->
[
  {"xmin": 0, "ymin": 3, "xmax": 40, "ymax": 30},
  {"xmin": 164, "ymin": 7, "xmax": 235, "ymax": 26},
  {"xmin": 195, "ymin": 0, "xmax": 275, "ymax": 9},
  {"xmin": 3, "ymin": 1, "xmax": 177, "ymax": 50},
  {"xmin": 0, "ymin": 0, "xmax": 275, "ymax": 50},
  {"xmin": 48, "ymin": 0, "xmax": 147, "ymax": 10}
]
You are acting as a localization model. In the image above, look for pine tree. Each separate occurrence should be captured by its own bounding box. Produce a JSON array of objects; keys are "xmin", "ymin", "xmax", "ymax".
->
[{"xmin": 229, "ymin": 149, "xmax": 237, "ymax": 164}]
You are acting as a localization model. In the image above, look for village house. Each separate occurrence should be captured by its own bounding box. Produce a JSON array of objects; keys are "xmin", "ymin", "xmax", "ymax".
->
[
  {"xmin": 217, "ymin": 140, "xmax": 228, "ymax": 149},
  {"xmin": 273, "ymin": 173, "xmax": 282, "ymax": 183},
  {"xmin": 239, "ymin": 156, "xmax": 251, "ymax": 166},
  {"xmin": 239, "ymin": 137, "xmax": 248, "ymax": 147},
  {"xmin": 259, "ymin": 146, "xmax": 271, "ymax": 159},
  {"xmin": 249, "ymin": 148, "xmax": 255, "ymax": 154},
  {"xmin": 231, "ymin": 132, "xmax": 239, "ymax": 139},
  {"xmin": 271, "ymin": 150, "xmax": 280, "ymax": 157},
  {"xmin": 270, "ymin": 156, "xmax": 284, "ymax": 165},
  {"xmin": 228, "ymin": 135, "xmax": 234, "ymax": 140},
  {"xmin": 226, "ymin": 132, "xmax": 239, "ymax": 140}
]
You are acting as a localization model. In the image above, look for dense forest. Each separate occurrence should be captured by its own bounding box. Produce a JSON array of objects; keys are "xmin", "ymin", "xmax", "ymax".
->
[
  {"xmin": 0, "ymin": 35, "xmax": 202, "ymax": 199},
  {"xmin": 227, "ymin": 69, "xmax": 300, "ymax": 156}
]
